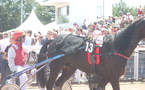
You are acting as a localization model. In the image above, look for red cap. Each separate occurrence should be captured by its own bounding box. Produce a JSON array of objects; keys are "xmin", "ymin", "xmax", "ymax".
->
[{"xmin": 12, "ymin": 30, "xmax": 25, "ymax": 40}]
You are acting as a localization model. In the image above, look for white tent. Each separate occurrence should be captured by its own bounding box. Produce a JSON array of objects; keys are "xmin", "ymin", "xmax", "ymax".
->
[
  {"xmin": 44, "ymin": 22, "xmax": 57, "ymax": 30},
  {"xmin": 16, "ymin": 10, "xmax": 45, "ymax": 34}
]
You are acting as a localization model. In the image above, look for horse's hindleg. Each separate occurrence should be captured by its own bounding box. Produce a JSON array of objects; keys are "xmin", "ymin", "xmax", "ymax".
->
[
  {"xmin": 110, "ymin": 76, "xmax": 120, "ymax": 90},
  {"xmin": 55, "ymin": 65, "xmax": 77, "ymax": 89},
  {"xmin": 46, "ymin": 60, "xmax": 65, "ymax": 90}
]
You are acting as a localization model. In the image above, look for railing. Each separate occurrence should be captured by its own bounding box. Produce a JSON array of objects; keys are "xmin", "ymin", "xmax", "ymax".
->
[{"xmin": 125, "ymin": 47, "xmax": 145, "ymax": 81}]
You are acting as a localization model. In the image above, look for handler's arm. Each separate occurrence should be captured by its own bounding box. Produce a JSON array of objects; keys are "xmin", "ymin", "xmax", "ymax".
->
[{"xmin": 8, "ymin": 47, "xmax": 17, "ymax": 72}]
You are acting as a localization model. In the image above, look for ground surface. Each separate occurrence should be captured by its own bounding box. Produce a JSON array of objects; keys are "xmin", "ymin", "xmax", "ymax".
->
[{"xmin": 28, "ymin": 81, "xmax": 145, "ymax": 90}]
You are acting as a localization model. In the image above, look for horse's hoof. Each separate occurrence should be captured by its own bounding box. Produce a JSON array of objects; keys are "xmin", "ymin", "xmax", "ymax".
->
[
  {"xmin": 53, "ymin": 86, "xmax": 61, "ymax": 90},
  {"xmin": 95, "ymin": 87, "xmax": 104, "ymax": 90},
  {"xmin": 52, "ymin": 85, "xmax": 61, "ymax": 90}
]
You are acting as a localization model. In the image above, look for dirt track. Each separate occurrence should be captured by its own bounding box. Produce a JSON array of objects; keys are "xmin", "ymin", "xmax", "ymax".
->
[{"xmin": 28, "ymin": 81, "xmax": 145, "ymax": 90}]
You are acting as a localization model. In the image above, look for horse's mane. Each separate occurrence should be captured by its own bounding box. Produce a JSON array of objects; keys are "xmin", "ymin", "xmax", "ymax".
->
[
  {"xmin": 113, "ymin": 18, "xmax": 143, "ymax": 53},
  {"xmin": 102, "ymin": 18, "xmax": 144, "ymax": 53}
]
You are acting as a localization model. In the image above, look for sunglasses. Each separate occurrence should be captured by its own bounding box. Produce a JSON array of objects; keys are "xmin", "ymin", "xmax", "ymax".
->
[{"xmin": 22, "ymin": 35, "xmax": 26, "ymax": 38}]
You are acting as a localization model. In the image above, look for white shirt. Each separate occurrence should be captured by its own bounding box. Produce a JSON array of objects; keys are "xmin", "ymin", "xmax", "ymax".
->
[
  {"xmin": 23, "ymin": 36, "xmax": 32, "ymax": 46},
  {"xmin": 8, "ymin": 44, "xmax": 17, "ymax": 72},
  {"xmin": 0, "ymin": 38, "xmax": 10, "ymax": 52}
]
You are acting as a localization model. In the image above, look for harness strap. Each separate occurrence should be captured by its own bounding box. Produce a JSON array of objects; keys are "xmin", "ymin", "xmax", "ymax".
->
[
  {"xmin": 87, "ymin": 44, "xmax": 100, "ymax": 64},
  {"xmin": 95, "ymin": 44, "xmax": 100, "ymax": 64},
  {"xmin": 88, "ymin": 52, "xmax": 129, "ymax": 65},
  {"xmin": 87, "ymin": 53, "xmax": 92, "ymax": 64},
  {"xmin": 114, "ymin": 52, "xmax": 129, "ymax": 60}
]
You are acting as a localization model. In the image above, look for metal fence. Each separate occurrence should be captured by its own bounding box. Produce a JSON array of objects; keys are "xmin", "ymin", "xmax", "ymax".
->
[{"xmin": 125, "ymin": 48, "xmax": 145, "ymax": 80}]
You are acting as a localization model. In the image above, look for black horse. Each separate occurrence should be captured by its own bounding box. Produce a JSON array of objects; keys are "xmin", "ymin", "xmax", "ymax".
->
[{"xmin": 37, "ymin": 18, "xmax": 145, "ymax": 90}]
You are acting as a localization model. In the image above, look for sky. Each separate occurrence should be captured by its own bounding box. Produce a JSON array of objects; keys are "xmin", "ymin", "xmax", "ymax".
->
[
  {"xmin": 36, "ymin": 0, "xmax": 145, "ymax": 7},
  {"xmin": 112, "ymin": 0, "xmax": 145, "ymax": 7}
]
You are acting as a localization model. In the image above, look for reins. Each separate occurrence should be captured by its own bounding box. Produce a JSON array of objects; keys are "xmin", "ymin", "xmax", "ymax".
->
[
  {"xmin": 94, "ymin": 51, "xmax": 145, "ymax": 60},
  {"xmin": 114, "ymin": 52, "xmax": 129, "ymax": 60},
  {"xmin": 94, "ymin": 52, "xmax": 129, "ymax": 60}
]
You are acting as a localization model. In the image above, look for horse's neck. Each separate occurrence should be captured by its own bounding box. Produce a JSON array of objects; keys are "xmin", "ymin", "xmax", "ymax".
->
[
  {"xmin": 125, "ymin": 33, "xmax": 141, "ymax": 56},
  {"xmin": 114, "ymin": 28, "xmax": 142, "ymax": 57},
  {"xmin": 125, "ymin": 20, "xmax": 145, "ymax": 56}
]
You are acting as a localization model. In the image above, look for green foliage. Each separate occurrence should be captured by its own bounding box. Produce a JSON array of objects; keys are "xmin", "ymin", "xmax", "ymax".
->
[
  {"xmin": 34, "ymin": 4, "xmax": 55, "ymax": 25},
  {"xmin": 61, "ymin": 16, "xmax": 69, "ymax": 23},
  {"xmin": 112, "ymin": 0, "xmax": 140, "ymax": 17},
  {"xmin": 0, "ymin": 0, "xmax": 21, "ymax": 32},
  {"xmin": 0, "ymin": 0, "xmax": 55, "ymax": 32}
]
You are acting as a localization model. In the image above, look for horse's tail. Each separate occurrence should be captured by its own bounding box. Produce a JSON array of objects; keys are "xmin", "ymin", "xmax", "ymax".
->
[{"xmin": 36, "ymin": 40, "xmax": 53, "ymax": 88}]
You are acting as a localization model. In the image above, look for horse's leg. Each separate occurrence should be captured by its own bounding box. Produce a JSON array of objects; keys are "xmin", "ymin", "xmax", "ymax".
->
[
  {"xmin": 55, "ymin": 65, "xmax": 77, "ymax": 89},
  {"xmin": 46, "ymin": 60, "xmax": 65, "ymax": 90},
  {"xmin": 96, "ymin": 76, "xmax": 110, "ymax": 90},
  {"xmin": 110, "ymin": 76, "xmax": 120, "ymax": 90}
]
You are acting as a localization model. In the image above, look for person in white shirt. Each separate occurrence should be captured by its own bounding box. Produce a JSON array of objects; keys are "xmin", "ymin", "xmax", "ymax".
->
[
  {"xmin": 0, "ymin": 33, "xmax": 10, "ymax": 81},
  {"xmin": 8, "ymin": 30, "xmax": 28, "ymax": 90},
  {"xmin": 0, "ymin": 33, "xmax": 10, "ymax": 52},
  {"xmin": 126, "ymin": 13, "xmax": 134, "ymax": 24},
  {"xmin": 23, "ymin": 30, "xmax": 32, "ymax": 46}
]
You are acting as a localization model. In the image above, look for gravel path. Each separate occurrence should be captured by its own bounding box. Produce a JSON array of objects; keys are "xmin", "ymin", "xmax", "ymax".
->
[{"xmin": 28, "ymin": 81, "xmax": 145, "ymax": 90}]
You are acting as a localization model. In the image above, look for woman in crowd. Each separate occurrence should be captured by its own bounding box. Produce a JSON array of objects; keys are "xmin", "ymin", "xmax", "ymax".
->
[{"xmin": 2, "ymin": 35, "xmax": 15, "ymax": 81}]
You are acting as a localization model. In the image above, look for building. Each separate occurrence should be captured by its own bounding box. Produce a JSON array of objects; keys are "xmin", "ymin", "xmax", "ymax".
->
[{"xmin": 42, "ymin": 0, "xmax": 112, "ymax": 28}]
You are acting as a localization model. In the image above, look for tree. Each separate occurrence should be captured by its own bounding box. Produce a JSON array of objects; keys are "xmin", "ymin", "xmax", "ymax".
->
[
  {"xmin": 0, "ymin": 0, "xmax": 55, "ymax": 32},
  {"xmin": 113, "ymin": 0, "xmax": 128, "ymax": 16},
  {"xmin": 34, "ymin": 4, "xmax": 55, "ymax": 25},
  {"xmin": 112, "ymin": 0, "xmax": 138, "ymax": 17},
  {"xmin": 0, "ymin": 0, "xmax": 21, "ymax": 32}
]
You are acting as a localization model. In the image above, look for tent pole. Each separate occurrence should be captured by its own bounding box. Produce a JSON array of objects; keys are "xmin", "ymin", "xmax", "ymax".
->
[{"xmin": 21, "ymin": 0, "xmax": 24, "ymax": 24}]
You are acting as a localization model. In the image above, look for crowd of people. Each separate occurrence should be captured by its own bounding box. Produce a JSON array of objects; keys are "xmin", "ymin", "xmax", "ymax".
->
[{"xmin": 0, "ymin": 9, "xmax": 144, "ymax": 89}]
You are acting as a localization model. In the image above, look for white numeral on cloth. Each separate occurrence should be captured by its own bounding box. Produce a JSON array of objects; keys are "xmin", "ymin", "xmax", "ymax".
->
[{"xmin": 85, "ymin": 41, "xmax": 94, "ymax": 53}]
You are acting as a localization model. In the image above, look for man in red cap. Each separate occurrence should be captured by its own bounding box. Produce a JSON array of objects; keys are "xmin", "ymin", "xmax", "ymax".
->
[{"xmin": 8, "ymin": 30, "xmax": 28, "ymax": 90}]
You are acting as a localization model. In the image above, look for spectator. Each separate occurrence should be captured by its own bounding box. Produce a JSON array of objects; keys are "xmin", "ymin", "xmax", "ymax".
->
[
  {"xmin": 0, "ymin": 33, "xmax": 10, "ymax": 52},
  {"xmin": 0, "ymin": 33, "xmax": 3, "ymax": 82},
  {"xmin": 138, "ymin": 5, "xmax": 144, "ymax": 18},
  {"xmin": 82, "ymin": 19, "xmax": 88, "ymax": 30},
  {"xmin": 120, "ymin": 16, "xmax": 126, "ymax": 28},
  {"xmin": 73, "ymin": 23, "xmax": 79, "ymax": 31},
  {"xmin": 68, "ymin": 26, "xmax": 75, "ymax": 34},
  {"xmin": 41, "ymin": 30, "xmax": 53, "ymax": 45},
  {"xmin": 76, "ymin": 28, "xmax": 85, "ymax": 37},
  {"xmin": 31, "ymin": 37, "xmax": 37, "ymax": 46},
  {"xmin": 87, "ymin": 23, "xmax": 94, "ymax": 40},
  {"xmin": 52, "ymin": 31, "xmax": 58, "ymax": 39},
  {"xmin": 96, "ymin": 17, "xmax": 100, "ymax": 23},
  {"xmin": 35, "ymin": 35, "xmax": 44, "ymax": 46},
  {"xmin": 100, "ymin": 28, "xmax": 109, "ymax": 35},
  {"xmin": 8, "ymin": 30, "xmax": 28, "ymax": 90},
  {"xmin": 23, "ymin": 30, "xmax": 32, "ymax": 46},
  {"xmin": 2, "ymin": 36, "xmax": 15, "ymax": 81},
  {"xmin": 126, "ymin": 13, "xmax": 134, "ymax": 24},
  {"xmin": 0, "ymin": 33, "xmax": 10, "ymax": 81}
]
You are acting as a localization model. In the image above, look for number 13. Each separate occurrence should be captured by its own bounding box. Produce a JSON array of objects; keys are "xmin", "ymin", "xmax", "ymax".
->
[{"xmin": 85, "ymin": 42, "xmax": 94, "ymax": 53}]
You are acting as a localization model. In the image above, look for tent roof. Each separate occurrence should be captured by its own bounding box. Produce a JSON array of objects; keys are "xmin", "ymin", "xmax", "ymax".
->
[
  {"xmin": 16, "ymin": 10, "xmax": 44, "ymax": 33},
  {"xmin": 44, "ymin": 22, "xmax": 57, "ymax": 30}
]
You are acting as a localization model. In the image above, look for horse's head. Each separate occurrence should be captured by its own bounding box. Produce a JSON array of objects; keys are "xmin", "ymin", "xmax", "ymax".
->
[{"xmin": 46, "ymin": 38, "xmax": 63, "ymax": 58}]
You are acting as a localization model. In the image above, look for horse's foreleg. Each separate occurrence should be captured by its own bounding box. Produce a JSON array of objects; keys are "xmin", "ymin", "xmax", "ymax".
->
[
  {"xmin": 96, "ymin": 76, "xmax": 110, "ymax": 90},
  {"xmin": 55, "ymin": 65, "xmax": 77, "ymax": 89},
  {"xmin": 46, "ymin": 60, "xmax": 65, "ymax": 90},
  {"xmin": 110, "ymin": 76, "xmax": 120, "ymax": 90}
]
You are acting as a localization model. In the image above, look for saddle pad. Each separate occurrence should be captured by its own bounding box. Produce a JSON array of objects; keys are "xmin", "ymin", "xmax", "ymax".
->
[{"xmin": 54, "ymin": 34, "xmax": 87, "ymax": 54}]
